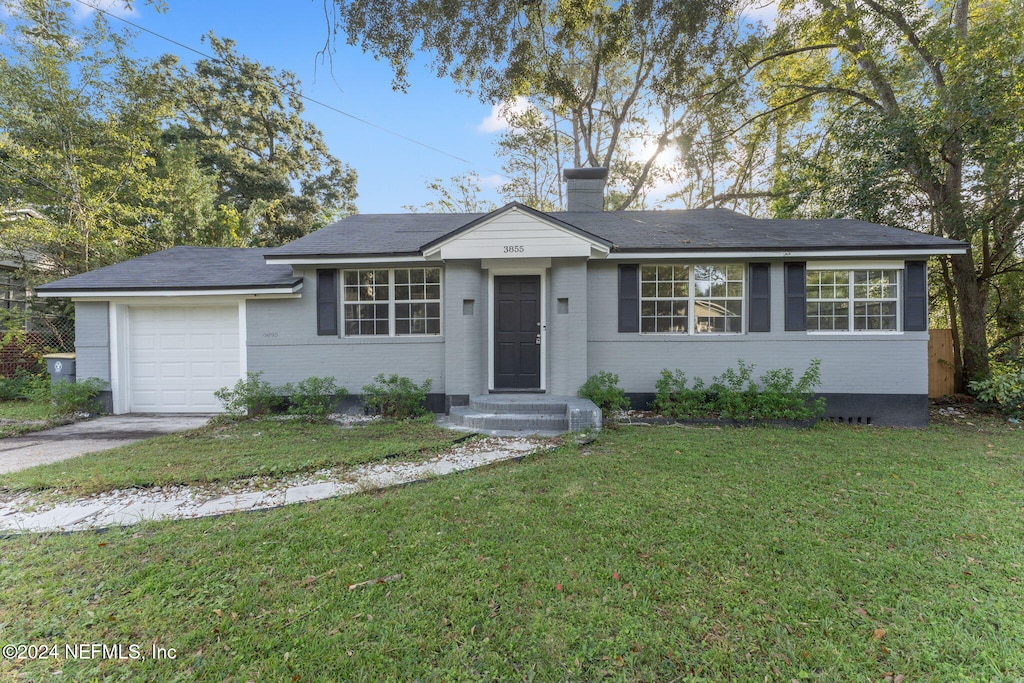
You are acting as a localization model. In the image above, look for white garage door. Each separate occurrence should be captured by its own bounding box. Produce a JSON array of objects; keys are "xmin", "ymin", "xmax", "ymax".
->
[{"xmin": 128, "ymin": 305, "xmax": 240, "ymax": 413}]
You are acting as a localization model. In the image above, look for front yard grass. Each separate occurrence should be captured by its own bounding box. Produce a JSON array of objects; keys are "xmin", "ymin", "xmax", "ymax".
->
[
  {"xmin": 0, "ymin": 417, "xmax": 468, "ymax": 496},
  {"xmin": 2, "ymin": 421, "xmax": 1023, "ymax": 681},
  {"xmin": 0, "ymin": 399, "xmax": 60, "ymax": 438}
]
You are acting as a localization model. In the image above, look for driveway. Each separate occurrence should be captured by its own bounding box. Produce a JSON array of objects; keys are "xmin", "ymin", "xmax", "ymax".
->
[{"xmin": 0, "ymin": 416, "xmax": 211, "ymax": 474}]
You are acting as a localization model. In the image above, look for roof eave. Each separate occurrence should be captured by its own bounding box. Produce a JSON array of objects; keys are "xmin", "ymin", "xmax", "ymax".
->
[
  {"xmin": 35, "ymin": 281, "xmax": 304, "ymax": 298},
  {"xmin": 263, "ymin": 252, "xmax": 430, "ymax": 265},
  {"xmin": 605, "ymin": 245, "xmax": 967, "ymax": 259}
]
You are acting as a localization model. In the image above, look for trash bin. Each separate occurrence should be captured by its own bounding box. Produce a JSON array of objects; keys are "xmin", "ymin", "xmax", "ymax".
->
[{"xmin": 44, "ymin": 353, "xmax": 76, "ymax": 385}]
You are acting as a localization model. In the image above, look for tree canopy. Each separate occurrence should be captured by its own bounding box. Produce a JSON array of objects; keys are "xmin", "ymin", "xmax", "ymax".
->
[{"xmin": 0, "ymin": 0, "xmax": 358, "ymax": 282}]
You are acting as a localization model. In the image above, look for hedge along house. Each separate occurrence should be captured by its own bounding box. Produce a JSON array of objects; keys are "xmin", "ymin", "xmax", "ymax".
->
[{"xmin": 36, "ymin": 168, "xmax": 966, "ymax": 427}]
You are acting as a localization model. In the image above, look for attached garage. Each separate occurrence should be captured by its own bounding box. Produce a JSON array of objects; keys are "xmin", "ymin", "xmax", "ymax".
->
[
  {"xmin": 127, "ymin": 305, "xmax": 240, "ymax": 413},
  {"xmin": 34, "ymin": 247, "xmax": 303, "ymax": 414}
]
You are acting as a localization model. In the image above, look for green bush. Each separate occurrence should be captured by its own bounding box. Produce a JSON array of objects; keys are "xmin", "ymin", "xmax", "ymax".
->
[
  {"xmin": 652, "ymin": 360, "xmax": 825, "ymax": 422},
  {"xmin": 0, "ymin": 370, "xmax": 50, "ymax": 401},
  {"xmin": 361, "ymin": 374, "xmax": 432, "ymax": 419},
  {"xmin": 753, "ymin": 360, "xmax": 826, "ymax": 420},
  {"xmin": 215, "ymin": 372, "xmax": 285, "ymax": 419},
  {"xmin": 708, "ymin": 359, "xmax": 760, "ymax": 419},
  {"xmin": 969, "ymin": 365, "xmax": 1024, "ymax": 417},
  {"xmin": 48, "ymin": 377, "xmax": 107, "ymax": 417},
  {"xmin": 653, "ymin": 369, "xmax": 708, "ymax": 419},
  {"xmin": 578, "ymin": 372, "xmax": 630, "ymax": 416},
  {"xmin": 284, "ymin": 376, "xmax": 347, "ymax": 421}
]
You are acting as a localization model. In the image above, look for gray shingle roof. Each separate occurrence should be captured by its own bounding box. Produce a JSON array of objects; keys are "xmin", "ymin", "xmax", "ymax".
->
[
  {"xmin": 267, "ymin": 206, "xmax": 964, "ymax": 258},
  {"xmin": 37, "ymin": 207, "xmax": 966, "ymax": 294},
  {"xmin": 35, "ymin": 247, "xmax": 300, "ymax": 293},
  {"xmin": 268, "ymin": 213, "xmax": 488, "ymax": 258}
]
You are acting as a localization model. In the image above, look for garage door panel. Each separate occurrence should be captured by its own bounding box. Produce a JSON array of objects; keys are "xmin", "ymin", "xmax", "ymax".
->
[
  {"xmin": 128, "ymin": 305, "xmax": 239, "ymax": 413},
  {"xmin": 159, "ymin": 334, "xmax": 187, "ymax": 351},
  {"xmin": 132, "ymin": 334, "xmax": 157, "ymax": 351},
  {"xmin": 190, "ymin": 333, "xmax": 217, "ymax": 350},
  {"xmin": 161, "ymin": 362, "xmax": 187, "ymax": 378},
  {"xmin": 190, "ymin": 361, "xmax": 218, "ymax": 379}
]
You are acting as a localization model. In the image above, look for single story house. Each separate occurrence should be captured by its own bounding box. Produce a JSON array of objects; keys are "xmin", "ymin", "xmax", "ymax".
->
[{"xmin": 37, "ymin": 168, "xmax": 966, "ymax": 426}]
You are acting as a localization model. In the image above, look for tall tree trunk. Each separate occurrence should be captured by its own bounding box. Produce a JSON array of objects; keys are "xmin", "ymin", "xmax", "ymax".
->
[
  {"xmin": 940, "ymin": 256, "xmax": 964, "ymax": 391},
  {"xmin": 949, "ymin": 249, "xmax": 989, "ymax": 383}
]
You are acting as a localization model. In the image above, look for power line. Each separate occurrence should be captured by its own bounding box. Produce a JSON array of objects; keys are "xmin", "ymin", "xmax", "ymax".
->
[{"xmin": 69, "ymin": 0, "xmax": 507, "ymax": 179}]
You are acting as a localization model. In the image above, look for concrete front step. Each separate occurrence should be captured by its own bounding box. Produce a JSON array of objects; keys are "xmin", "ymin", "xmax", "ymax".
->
[
  {"xmin": 469, "ymin": 396, "xmax": 567, "ymax": 415},
  {"xmin": 449, "ymin": 406, "xmax": 569, "ymax": 432},
  {"xmin": 445, "ymin": 395, "xmax": 603, "ymax": 435}
]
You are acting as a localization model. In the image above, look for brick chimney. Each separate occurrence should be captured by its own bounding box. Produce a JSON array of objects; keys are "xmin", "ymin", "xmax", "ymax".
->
[{"xmin": 563, "ymin": 167, "xmax": 608, "ymax": 212}]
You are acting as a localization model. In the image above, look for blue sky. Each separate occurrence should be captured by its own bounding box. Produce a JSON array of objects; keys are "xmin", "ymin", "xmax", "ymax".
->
[{"xmin": 75, "ymin": 0, "xmax": 513, "ymax": 213}]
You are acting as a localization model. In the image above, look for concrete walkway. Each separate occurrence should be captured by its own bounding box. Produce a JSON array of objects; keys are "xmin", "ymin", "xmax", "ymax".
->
[
  {"xmin": 0, "ymin": 415, "xmax": 212, "ymax": 474},
  {"xmin": 0, "ymin": 435, "xmax": 552, "ymax": 535}
]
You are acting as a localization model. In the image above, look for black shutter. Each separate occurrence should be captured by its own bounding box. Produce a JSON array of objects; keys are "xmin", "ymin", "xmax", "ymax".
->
[
  {"xmin": 784, "ymin": 262, "xmax": 807, "ymax": 331},
  {"xmin": 316, "ymin": 269, "xmax": 338, "ymax": 336},
  {"xmin": 903, "ymin": 260, "xmax": 928, "ymax": 331},
  {"xmin": 748, "ymin": 263, "xmax": 771, "ymax": 332},
  {"xmin": 618, "ymin": 264, "xmax": 639, "ymax": 333}
]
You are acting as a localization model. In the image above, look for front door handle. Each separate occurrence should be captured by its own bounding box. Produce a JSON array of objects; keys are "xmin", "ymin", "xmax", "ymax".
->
[{"xmin": 535, "ymin": 334, "xmax": 541, "ymax": 345}]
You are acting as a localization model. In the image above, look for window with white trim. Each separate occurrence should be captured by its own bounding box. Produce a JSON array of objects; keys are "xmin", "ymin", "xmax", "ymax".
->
[
  {"xmin": 394, "ymin": 268, "xmax": 441, "ymax": 335},
  {"xmin": 639, "ymin": 264, "xmax": 744, "ymax": 334},
  {"xmin": 343, "ymin": 267, "xmax": 442, "ymax": 336},
  {"xmin": 807, "ymin": 269, "xmax": 898, "ymax": 332}
]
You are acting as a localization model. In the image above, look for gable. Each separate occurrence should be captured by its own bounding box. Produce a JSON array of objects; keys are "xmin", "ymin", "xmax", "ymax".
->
[{"xmin": 422, "ymin": 205, "xmax": 610, "ymax": 260}]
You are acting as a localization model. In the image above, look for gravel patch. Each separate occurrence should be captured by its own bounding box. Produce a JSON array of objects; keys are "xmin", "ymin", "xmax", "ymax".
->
[{"xmin": 0, "ymin": 436, "xmax": 555, "ymax": 534}]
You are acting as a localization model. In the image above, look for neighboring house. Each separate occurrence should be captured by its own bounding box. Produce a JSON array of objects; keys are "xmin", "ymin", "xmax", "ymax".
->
[
  {"xmin": 0, "ymin": 208, "xmax": 53, "ymax": 314},
  {"xmin": 36, "ymin": 169, "xmax": 966, "ymax": 426}
]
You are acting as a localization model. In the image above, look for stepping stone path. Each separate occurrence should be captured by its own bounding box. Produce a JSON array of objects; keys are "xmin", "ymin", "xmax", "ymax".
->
[{"xmin": 0, "ymin": 436, "xmax": 552, "ymax": 535}]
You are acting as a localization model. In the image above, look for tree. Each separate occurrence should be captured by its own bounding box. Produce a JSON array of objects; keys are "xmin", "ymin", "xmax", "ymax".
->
[
  {"xmin": 494, "ymin": 101, "xmax": 568, "ymax": 211},
  {"xmin": 743, "ymin": 0, "xmax": 1024, "ymax": 386},
  {"xmin": 147, "ymin": 142, "xmax": 243, "ymax": 247},
  {"xmin": 405, "ymin": 173, "xmax": 498, "ymax": 213},
  {"xmin": 159, "ymin": 34, "xmax": 358, "ymax": 246},
  {"xmin": 0, "ymin": 0, "xmax": 171, "ymax": 276},
  {"xmin": 327, "ymin": 0, "xmax": 739, "ymax": 210}
]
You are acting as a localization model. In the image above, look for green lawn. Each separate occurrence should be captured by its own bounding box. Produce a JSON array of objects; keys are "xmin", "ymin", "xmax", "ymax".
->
[
  {"xmin": 2, "ymin": 421, "xmax": 1023, "ymax": 681},
  {"xmin": 0, "ymin": 417, "xmax": 470, "ymax": 496},
  {"xmin": 0, "ymin": 399, "xmax": 57, "ymax": 438}
]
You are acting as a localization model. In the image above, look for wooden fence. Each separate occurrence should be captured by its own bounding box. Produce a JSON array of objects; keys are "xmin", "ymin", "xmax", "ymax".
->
[{"xmin": 928, "ymin": 329, "xmax": 956, "ymax": 397}]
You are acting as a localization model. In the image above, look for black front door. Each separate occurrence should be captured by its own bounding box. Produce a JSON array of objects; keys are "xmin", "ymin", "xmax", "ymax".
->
[{"xmin": 494, "ymin": 275, "xmax": 541, "ymax": 389}]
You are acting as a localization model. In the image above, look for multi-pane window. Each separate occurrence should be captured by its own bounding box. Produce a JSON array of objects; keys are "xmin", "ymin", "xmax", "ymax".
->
[
  {"xmin": 640, "ymin": 265, "xmax": 689, "ymax": 333},
  {"xmin": 807, "ymin": 269, "xmax": 899, "ymax": 332},
  {"xmin": 342, "ymin": 268, "xmax": 442, "ymax": 336},
  {"xmin": 639, "ymin": 264, "xmax": 744, "ymax": 334},
  {"xmin": 693, "ymin": 265, "xmax": 744, "ymax": 333},
  {"xmin": 394, "ymin": 268, "xmax": 441, "ymax": 335}
]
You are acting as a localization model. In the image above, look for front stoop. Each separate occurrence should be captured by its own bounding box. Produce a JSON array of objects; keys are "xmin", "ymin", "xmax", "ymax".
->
[{"xmin": 442, "ymin": 395, "xmax": 602, "ymax": 436}]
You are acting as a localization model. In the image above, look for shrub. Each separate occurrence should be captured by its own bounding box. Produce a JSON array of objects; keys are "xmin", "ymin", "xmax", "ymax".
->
[
  {"xmin": 48, "ymin": 377, "xmax": 107, "ymax": 417},
  {"xmin": 708, "ymin": 359, "xmax": 760, "ymax": 420},
  {"xmin": 0, "ymin": 370, "xmax": 50, "ymax": 401},
  {"xmin": 969, "ymin": 365, "xmax": 1024, "ymax": 417},
  {"xmin": 578, "ymin": 372, "xmax": 629, "ymax": 416},
  {"xmin": 361, "ymin": 374, "xmax": 432, "ymax": 419},
  {"xmin": 652, "ymin": 369, "xmax": 708, "ymax": 419},
  {"xmin": 752, "ymin": 360, "xmax": 826, "ymax": 420},
  {"xmin": 215, "ymin": 372, "xmax": 285, "ymax": 419},
  {"xmin": 652, "ymin": 360, "xmax": 825, "ymax": 422},
  {"xmin": 285, "ymin": 376, "xmax": 347, "ymax": 421}
]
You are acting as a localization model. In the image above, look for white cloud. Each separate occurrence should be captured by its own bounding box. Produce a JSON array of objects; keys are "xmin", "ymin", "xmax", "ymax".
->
[
  {"xmin": 476, "ymin": 174, "xmax": 506, "ymax": 190},
  {"xmin": 740, "ymin": 0, "xmax": 780, "ymax": 27},
  {"xmin": 477, "ymin": 97, "xmax": 532, "ymax": 134},
  {"xmin": 73, "ymin": 0, "xmax": 137, "ymax": 20}
]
